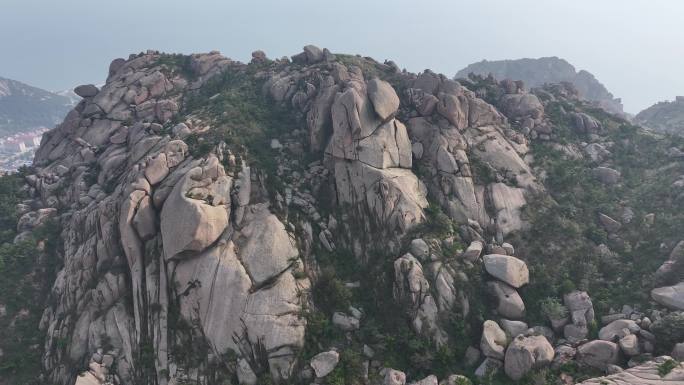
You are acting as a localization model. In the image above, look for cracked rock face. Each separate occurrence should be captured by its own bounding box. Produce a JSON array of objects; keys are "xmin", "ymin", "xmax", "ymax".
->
[{"xmin": 32, "ymin": 51, "xmax": 311, "ymax": 385}]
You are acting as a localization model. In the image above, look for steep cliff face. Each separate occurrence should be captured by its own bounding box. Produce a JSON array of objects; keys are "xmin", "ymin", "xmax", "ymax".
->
[
  {"xmin": 21, "ymin": 47, "xmax": 537, "ymax": 384},
  {"xmin": 5, "ymin": 46, "xmax": 684, "ymax": 385},
  {"xmin": 456, "ymin": 57, "xmax": 625, "ymax": 116}
]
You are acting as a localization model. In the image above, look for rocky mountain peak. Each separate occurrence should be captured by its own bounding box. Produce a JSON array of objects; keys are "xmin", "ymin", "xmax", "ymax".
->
[
  {"xmin": 2, "ymin": 45, "xmax": 684, "ymax": 385},
  {"xmin": 456, "ymin": 57, "xmax": 625, "ymax": 116}
]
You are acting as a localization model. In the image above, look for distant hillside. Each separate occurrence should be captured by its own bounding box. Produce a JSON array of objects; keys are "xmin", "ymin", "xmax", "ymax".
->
[
  {"xmin": 636, "ymin": 96, "xmax": 684, "ymax": 135},
  {"xmin": 0, "ymin": 76, "xmax": 74, "ymax": 136},
  {"xmin": 456, "ymin": 57, "xmax": 625, "ymax": 115}
]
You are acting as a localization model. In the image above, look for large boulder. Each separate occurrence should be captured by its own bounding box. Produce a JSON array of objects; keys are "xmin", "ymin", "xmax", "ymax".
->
[
  {"xmin": 593, "ymin": 167, "xmax": 621, "ymax": 185},
  {"xmin": 599, "ymin": 319, "xmax": 640, "ymax": 341},
  {"xmin": 619, "ymin": 334, "xmax": 641, "ymax": 356},
  {"xmin": 409, "ymin": 238, "xmax": 430, "ymax": 260},
  {"xmin": 564, "ymin": 290, "xmax": 595, "ymax": 326},
  {"xmin": 483, "ymin": 254, "xmax": 529, "ymax": 288},
  {"xmin": 463, "ymin": 240, "xmax": 484, "ymax": 261},
  {"xmin": 499, "ymin": 93, "xmax": 543, "ymax": 121},
  {"xmin": 499, "ymin": 319, "xmax": 529, "ymax": 338},
  {"xmin": 672, "ymin": 343, "xmax": 684, "ymax": 361},
  {"xmin": 572, "ymin": 112, "xmax": 602, "ymax": 134},
  {"xmin": 332, "ymin": 312, "xmax": 360, "ymax": 331},
  {"xmin": 160, "ymin": 167, "xmax": 230, "ymax": 259},
  {"xmin": 310, "ymin": 351, "xmax": 340, "ymax": 378},
  {"xmin": 652, "ymin": 282, "xmax": 684, "ymax": 310},
  {"xmin": 383, "ymin": 368, "xmax": 406, "ymax": 385},
  {"xmin": 576, "ymin": 340, "xmax": 620, "ymax": 370},
  {"xmin": 487, "ymin": 281, "xmax": 525, "ymax": 319},
  {"xmin": 367, "ymin": 78, "xmax": 400, "ymax": 121},
  {"xmin": 504, "ymin": 335, "xmax": 554, "ymax": 380},
  {"xmin": 74, "ymin": 84, "xmax": 100, "ymax": 98},
  {"xmin": 481, "ymin": 320, "xmax": 508, "ymax": 360}
]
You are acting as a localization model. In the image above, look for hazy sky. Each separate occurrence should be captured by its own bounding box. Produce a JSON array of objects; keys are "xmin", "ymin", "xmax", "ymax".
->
[{"xmin": 1, "ymin": 0, "xmax": 682, "ymax": 113}]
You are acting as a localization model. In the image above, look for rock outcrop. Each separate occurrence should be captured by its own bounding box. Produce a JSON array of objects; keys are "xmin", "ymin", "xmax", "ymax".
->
[
  {"xmin": 9, "ymin": 44, "xmax": 682, "ymax": 385},
  {"xmin": 636, "ymin": 97, "xmax": 684, "ymax": 135},
  {"xmin": 504, "ymin": 335, "xmax": 554, "ymax": 380},
  {"xmin": 578, "ymin": 356, "xmax": 684, "ymax": 385}
]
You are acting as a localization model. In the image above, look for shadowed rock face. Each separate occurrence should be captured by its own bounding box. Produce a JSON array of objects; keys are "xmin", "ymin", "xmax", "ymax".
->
[{"xmin": 456, "ymin": 57, "xmax": 624, "ymax": 115}]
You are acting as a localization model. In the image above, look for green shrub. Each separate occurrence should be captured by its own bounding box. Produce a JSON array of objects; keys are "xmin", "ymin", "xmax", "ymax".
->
[
  {"xmin": 540, "ymin": 297, "xmax": 568, "ymax": 320},
  {"xmin": 651, "ymin": 312, "xmax": 684, "ymax": 351},
  {"xmin": 312, "ymin": 268, "xmax": 352, "ymax": 315},
  {"xmin": 657, "ymin": 358, "xmax": 678, "ymax": 377}
]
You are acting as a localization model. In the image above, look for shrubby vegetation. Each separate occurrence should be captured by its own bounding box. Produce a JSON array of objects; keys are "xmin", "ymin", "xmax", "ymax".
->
[
  {"xmin": 651, "ymin": 312, "xmax": 684, "ymax": 352},
  {"xmin": 513, "ymin": 94, "xmax": 684, "ymax": 321},
  {"xmin": 0, "ymin": 171, "xmax": 60, "ymax": 385}
]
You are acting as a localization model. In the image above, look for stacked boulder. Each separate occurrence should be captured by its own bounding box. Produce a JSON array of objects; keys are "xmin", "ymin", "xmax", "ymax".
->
[
  {"xmin": 504, "ymin": 335, "xmax": 554, "ymax": 380},
  {"xmin": 475, "ymin": 251, "xmax": 550, "ymax": 379},
  {"xmin": 265, "ymin": 49, "xmax": 429, "ymax": 258},
  {"xmin": 561, "ymin": 291, "xmax": 596, "ymax": 343},
  {"xmin": 477, "ymin": 320, "xmax": 507, "ymax": 377},
  {"xmin": 483, "ymin": 253, "xmax": 528, "ymax": 320}
]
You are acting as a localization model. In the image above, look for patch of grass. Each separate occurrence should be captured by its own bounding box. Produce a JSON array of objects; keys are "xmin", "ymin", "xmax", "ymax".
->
[
  {"xmin": 155, "ymin": 53, "xmax": 197, "ymax": 80},
  {"xmin": 657, "ymin": 358, "xmax": 678, "ymax": 377}
]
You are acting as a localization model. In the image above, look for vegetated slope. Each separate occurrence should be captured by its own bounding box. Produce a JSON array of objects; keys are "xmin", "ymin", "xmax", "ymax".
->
[
  {"xmin": 2, "ymin": 47, "xmax": 684, "ymax": 385},
  {"xmin": 0, "ymin": 76, "xmax": 74, "ymax": 135},
  {"xmin": 456, "ymin": 57, "xmax": 625, "ymax": 116},
  {"xmin": 636, "ymin": 97, "xmax": 684, "ymax": 136}
]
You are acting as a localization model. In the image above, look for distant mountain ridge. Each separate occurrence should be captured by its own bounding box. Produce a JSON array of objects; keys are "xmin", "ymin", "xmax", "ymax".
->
[
  {"xmin": 0, "ymin": 76, "xmax": 74, "ymax": 136},
  {"xmin": 456, "ymin": 57, "xmax": 625, "ymax": 115},
  {"xmin": 636, "ymin": 96, "xmax": 684, "ymax": 135}
]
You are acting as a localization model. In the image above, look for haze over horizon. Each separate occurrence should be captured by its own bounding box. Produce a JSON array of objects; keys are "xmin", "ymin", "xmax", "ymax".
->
[{"xmin": 1, "ymin": 0, "xmax": 682, "ymax": 113}]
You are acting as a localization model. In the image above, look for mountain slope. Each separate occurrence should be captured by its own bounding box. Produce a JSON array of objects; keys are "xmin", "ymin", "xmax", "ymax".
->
[
  {"xmin": 2, "ymin": 47, "xmax": 684, "ymax": 385},
  {"xmin": 636, "ymin": 96, "xmax": 684, "ymax": 135},
  {"xmin": 0, "ymin": 76, "xmax": 73, "ymax": 135},
  {"xmin": 456, "ymin": 57, "xmax": 625, "ymax": 116}
]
